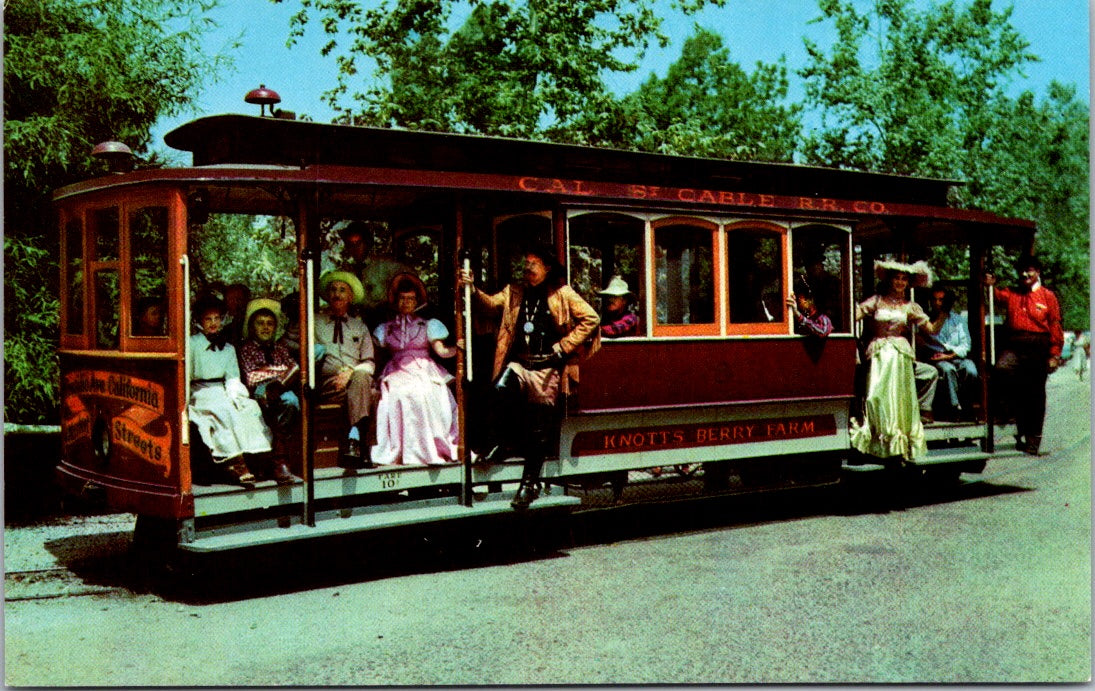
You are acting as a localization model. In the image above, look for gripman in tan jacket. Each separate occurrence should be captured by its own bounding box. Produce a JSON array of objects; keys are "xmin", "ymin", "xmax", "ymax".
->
[{"xmin": 459, "ymin": 245, "xmax": 600, "ymax": 509}]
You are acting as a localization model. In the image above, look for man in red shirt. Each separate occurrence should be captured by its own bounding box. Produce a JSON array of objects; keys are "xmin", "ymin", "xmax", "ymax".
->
[{"xmin": 986, "ymin": 256, "xmax": 1064, "ymax": 455}]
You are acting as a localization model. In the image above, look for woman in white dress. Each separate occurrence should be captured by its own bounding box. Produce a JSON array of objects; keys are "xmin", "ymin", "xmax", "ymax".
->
[
  {"xmin": 851, "ymin": 260, "xmax": 940, "ymax": 462},
  {"xmin": 370, "ymin": 273, "xmax": 460, "ymax": 466},
  {"xmin": 189, "ymin": 294, "xmax": 273, "ymax": 485}
]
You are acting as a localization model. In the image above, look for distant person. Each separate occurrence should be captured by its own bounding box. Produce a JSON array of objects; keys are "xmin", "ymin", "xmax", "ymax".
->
[
  {"xmin": 987, "ymin": 256, "xmax": 1063, "ymax": 455},
  {"xmin": 1071, "ymin": 330, "xmax": 1089, "ymax": 381},
  {"xmin": 222, "ymin": 282, "xmax": 251, "ymax": 344},
  {"xmin": 133, "ymin": 296, "xmax": 166, "ymax": 336},
  {"xmin": 851, "ymin": 260, "xmax": 940, "ymax": 462},
  {"xmin": 371, "ymin": 273, "xmax": 460, "ymax": 466},
  {"xmin": 339, "ymin": 221, "xmax": 412, "ymax": 325},
  {"xmin": 598, "ymin": 276, "xmax": 640, "ymax": 338},
  {"xmin": 919, "ymin": 287, "xmax": 978, "ymax": 420}
]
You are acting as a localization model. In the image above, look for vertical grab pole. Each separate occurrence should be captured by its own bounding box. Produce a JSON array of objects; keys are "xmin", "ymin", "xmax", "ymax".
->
[
  {"xmin": 180, "ymin": 255, "xmax": 191, "ymax": 445},
  {"xmin": 455, "ymin": 202, "xmax": 474, "ymax": 507},
  {"xmin": 303, "ymin": 256, "xmax": 317, "ymax": 526}
]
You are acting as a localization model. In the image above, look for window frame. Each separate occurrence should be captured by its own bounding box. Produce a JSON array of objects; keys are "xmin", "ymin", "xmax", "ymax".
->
[
  {"xmin": 724, "ymin": 220, "xmax": 789, "ymax": 336},
  {"xmin": 650, "ymin": 216, "xmax": 722, "ymax": 338},
  {"xmin": 58, "ymin": 189, "xmax": 185, "ymax": 354}
]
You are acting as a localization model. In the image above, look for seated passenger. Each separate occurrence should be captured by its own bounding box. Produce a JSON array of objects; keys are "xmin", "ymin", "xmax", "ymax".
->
[
  {"xmin": 370, "ymin": 273, "xmax": 460, "ymax": 466},
  {"xmin": 277, "ymin": 291, "xmax": 325, "ymax": 365},
  {"xmin": 918, "ymin": 287, "xmax": 978, "ymax": 420},
  {"xmin": 314, "ymin": 271, "xmax": 377, "ymax": 467},
  {"xmin": 133, "ymin": 296, "xmax": 166, "ymax": 336},
  {"xmin": 237, "ymin": 298, "xmax": 300, "ymax": 484},
  {"xmin": 786, "ymin": 282, "xmax": 832, "ymax": 338},
  {"xmin": 221, "ymin": 282, "xmax": 251, "ymax": 345},
  {"xmin": 188, "ymin": 295, "xmax": 272, "ymax": 486},
  {"xmin": 598, "ymin": 276, "xmax": 640, "ymax": 338}
]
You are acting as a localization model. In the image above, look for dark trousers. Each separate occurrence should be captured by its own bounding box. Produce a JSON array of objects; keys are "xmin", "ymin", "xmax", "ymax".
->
[{"xmin": 996, "ymin": 332, "xmax": 1052, "ymax": 441}]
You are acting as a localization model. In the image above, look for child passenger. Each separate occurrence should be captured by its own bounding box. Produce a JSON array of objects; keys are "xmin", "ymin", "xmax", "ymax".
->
[{"xmin": 188, "ymin": 294, "xmax": 273, "ymax": 485}]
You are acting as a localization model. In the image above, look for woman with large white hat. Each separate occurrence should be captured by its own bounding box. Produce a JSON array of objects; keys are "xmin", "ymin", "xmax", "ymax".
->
[{"xmin": 850, "ymin": 259, "xmax": 942, "ymax": 461}]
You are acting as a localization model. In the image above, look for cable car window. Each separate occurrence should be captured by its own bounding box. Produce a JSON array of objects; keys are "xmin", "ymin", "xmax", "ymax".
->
[
  {"xmin": 727, "ymin": 226, "xmax": 785, "ymax": 325},
  {"xmin": 129, "ymin": 206, "xmax": 169, "ymax": 337},
  {"xmin": 92, "ymin": 207, "xmax": 119, "ymax": 261},
  {"xmin": 654, "ymin": 223, "xmax": 715, "ymax": 327},
  {"xmin": 64, "ymin": 218, "xmax": 84, "ymax": 335},
  {"xmin": 792, "ymin": 228, "xmax": 849, "ymax": 333},
  {"xmin": 568, "ymin": 213, "xmax": 644, "ymax": 335},
  {"xmin": 93, "ymin": 269, "xmax": 120, "ymax": 349},
  {"xmin": 494, "ymin": 214, "xmax": 552, "ymax": 288}
]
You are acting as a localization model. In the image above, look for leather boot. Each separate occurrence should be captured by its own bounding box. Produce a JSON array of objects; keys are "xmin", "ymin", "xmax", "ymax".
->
[
  {"xmin": 511, "ymin": 456, "xmax": 545, "ymax": 511},
  {"xmin": 223, "ymin": 457, "xmax": 256, "ymax": 486},
  {"xmin": 1023, "ymin": 436, "xmax": 1044, "ymax": 456},
  {"xmin": 271, "ymin": 459, "xmax": 297, "ymax": 485}
]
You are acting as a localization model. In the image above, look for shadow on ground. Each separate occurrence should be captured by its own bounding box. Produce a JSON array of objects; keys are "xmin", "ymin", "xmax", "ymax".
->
[{"xmin": 43, "ymin": 472, "xmax": 1031, "ymax": 605}]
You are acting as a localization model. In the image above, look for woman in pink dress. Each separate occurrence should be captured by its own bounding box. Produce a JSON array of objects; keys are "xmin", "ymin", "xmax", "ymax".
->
[{"xmin": 370, "ymin": 273, "xmax": 460, "ymax": 466}]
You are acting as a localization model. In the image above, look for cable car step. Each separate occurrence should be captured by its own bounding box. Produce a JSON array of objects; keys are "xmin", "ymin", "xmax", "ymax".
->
[
  {"xmin": 907, "ymin": 448, "xmax": 990, "ymax": 467},
  {"xmin": 179, "ymin": 493, "xmax": 580, "ymax": 553}
]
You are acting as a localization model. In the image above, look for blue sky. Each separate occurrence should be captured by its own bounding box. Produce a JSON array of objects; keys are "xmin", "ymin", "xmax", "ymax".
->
[{"xmin": 151, "ymin": 0, "xmax": 1090, "ymax": 159}]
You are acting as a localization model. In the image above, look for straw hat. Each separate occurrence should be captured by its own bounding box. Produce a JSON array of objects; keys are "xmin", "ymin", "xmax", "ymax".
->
[
  {"xmin": 319, "ymin": 270, "xmax": 365, "ymax": 304},
  {"xmin": 387, "ymin": 272, "xmax": 428, "ymax": 307},
  {"xmin": 597, "ymin": 276, "xmax": 635, "ymax": 299},
  {"xmin": 873, "ymin": 259, "xmax": 933, "ymax": 288},
  {"xmin": 243, "ymin": 298, "xmax": 284, "ymax": 340}
]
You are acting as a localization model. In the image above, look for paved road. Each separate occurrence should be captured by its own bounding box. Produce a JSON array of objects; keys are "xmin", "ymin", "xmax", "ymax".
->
[{"xmin": 4, "ymin": 369, "xmax": 1090, "ymax": 684}]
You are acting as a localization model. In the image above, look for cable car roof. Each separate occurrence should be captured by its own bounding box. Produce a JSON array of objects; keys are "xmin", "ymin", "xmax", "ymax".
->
[{"xmin": 165, "ymin": 114, "xmax": 960, "ymax": 207}]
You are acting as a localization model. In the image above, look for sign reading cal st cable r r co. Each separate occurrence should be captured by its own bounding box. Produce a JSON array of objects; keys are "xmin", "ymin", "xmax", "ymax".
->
[{"xmin": 515, "ymin": 176, "xmax": 890, "ymax": 215}]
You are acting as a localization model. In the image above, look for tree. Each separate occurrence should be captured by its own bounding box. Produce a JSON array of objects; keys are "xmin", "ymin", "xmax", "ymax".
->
[
  {"xmin": 276, "ymin": 0, "xmax": 724, "ymax": 138},
  {"xmin": 800, "ymin": 0, "xmax": 1088, "ymax": 327},
  {"xmin": 4, "ymin": 0, "xmax": 232, "ymax": 423},
  {"xmin": 609, "ymin": 27, "xmax": 800, "ymax": 161},
  {"xmin": 800, "ymin": 0, "xmax": 1037, "ymax": 176}
]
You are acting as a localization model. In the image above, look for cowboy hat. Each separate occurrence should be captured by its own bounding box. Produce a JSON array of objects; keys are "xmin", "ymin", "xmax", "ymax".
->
[
  {"xmin": 873, "ymin": 259, "xmax": 934, "ymax": 288},
  {"xmin": 597, "ymin": 275, "xmax": 635, "ymax": 299},
  {"xmin": 319, "ymin": 270, "xmax": 365, "ymax": 304},
  {"xmin": 387, "ymin": 272, "xmax": 428, "ymax": 307},
  {"xmin": 243, "ymin": 298, "xmax": 284, "ymax": 340}
]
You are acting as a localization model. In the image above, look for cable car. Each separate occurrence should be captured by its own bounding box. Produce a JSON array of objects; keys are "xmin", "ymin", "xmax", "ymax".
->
[{"xmin": 54, "ymin": 104, "xmax": 1035, "ymax": 555}]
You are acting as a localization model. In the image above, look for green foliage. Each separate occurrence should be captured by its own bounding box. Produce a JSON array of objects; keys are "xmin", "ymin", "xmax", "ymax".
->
[
  {"xmin": 801, "ymin": 0, "xmax": 1088, "ymax": 329},
  {"xmin": 4, "ymin": 0, "xmax": 232, "ymax": 423},
  {"xmin": 608, "ymin": 27, "xmax": 801, "ymax": 161},
  {"xmin": 800, "ymin": 0, "xmax": 1037, "ymax": 176},
  {"xmin": 189, "ymin": 216, "xmax": 299, "ymax": 298},
  {"xmin": 277, "ymin": 0, "xmax": 724, "ymax": 137}
]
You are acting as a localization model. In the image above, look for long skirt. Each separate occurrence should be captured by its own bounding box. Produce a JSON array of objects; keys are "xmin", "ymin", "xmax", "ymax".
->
[
  {"xmin": 850, "ymin": 339, "xmax": 926, "ymax": 461},
  {"xmin": 189, "ymin": 384, "xmax": 273, "ymax": 460},
  {"xmin": 370, "ymin": 369, "xmax": 458, "ymax": 466}
]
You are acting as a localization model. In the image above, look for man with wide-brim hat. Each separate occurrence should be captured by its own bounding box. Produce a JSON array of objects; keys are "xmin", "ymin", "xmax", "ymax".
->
[
  {"xmin": 458, "ymin": 244, "xmax": 600, "ymax": 509},
  {"xmin": 315, "ymin": 270, "xmax": 376, "ymax": 466},
  {"xmin": 597, "ymin": 276, "xmax": 640, "ymax": 338},
  {"xmin": 237, "ymin": 298, "xmax": 300, "ymax": 484}
]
